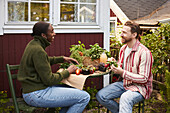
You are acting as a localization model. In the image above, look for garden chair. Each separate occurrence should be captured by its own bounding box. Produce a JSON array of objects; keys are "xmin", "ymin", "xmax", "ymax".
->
[
  {"xmin": 106, "ymin": 73, "xmax": 145, "ymax": 113},
  {"xmin": 6, "ymin": 64, "xmax": 56, "ymax": 113}
]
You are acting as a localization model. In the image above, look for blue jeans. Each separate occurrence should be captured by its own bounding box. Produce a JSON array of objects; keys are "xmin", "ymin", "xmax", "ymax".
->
[
  {"xmin": 23, "ymin": 84, "xmax": 90, "ymax": 113},
  {"xmin": 96, "ymin": 81, "xmax": 144, "ymax": 113}
]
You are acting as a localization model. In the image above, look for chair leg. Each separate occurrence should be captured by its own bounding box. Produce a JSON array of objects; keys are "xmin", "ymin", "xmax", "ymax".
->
[
  {"xmin": 98, "ymin": 102, "xmax": 100, "ymax": 113},
  {"xmin": 107, "ymin": 109, "xmax": 109, "ymax": 113},
  {"xmin": 138, "ymin": 102, "xmax": 141, "ymax": 113},
  {"xmin": 142, "ymin": 101, "xmax": 144, "ymax": 113},
  {"xmin": 138, "ymin": 100, "xmax": 145, "ymax": 113}
]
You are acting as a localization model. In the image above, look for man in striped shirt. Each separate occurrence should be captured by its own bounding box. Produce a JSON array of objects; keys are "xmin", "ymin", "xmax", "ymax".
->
[{"xmin": 96, "ymin": 21, "xmax": 153, "ymax": 113}]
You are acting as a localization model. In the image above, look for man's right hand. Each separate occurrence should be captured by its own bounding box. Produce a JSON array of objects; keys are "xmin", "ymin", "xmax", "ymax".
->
[
  {"xmin": 107, "ymin": 57, "xmax": 116, "ymax": 62},
  {"xmin": 67, "ymin": 65, "xmax": 77, "ymax": 74}
]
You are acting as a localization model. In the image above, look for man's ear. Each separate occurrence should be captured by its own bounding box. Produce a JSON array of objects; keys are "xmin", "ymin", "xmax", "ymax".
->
[
  {"xmin": 132, "ymin": 32, "xmax": 137, "ymax": 39},
  {"xmin": 41, "ymin": 33, "xmax": 47, "ymax": 39}
]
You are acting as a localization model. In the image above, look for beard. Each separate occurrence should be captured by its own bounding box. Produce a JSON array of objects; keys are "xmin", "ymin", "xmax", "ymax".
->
[{"xmin": 121, "ymin": 37, "xmax": 132, "ymax": 44}]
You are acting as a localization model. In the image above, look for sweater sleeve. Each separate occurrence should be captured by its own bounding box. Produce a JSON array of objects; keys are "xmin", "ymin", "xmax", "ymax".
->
[
  {"xmin": 122, "ymin": 50, "xmax": 153, "ymax": 84},
  {"xmin": 48, "ymin": 56, "xmax": 65, "ymax": 65},
  {"xmin": 33, "ymin": 50, "xmax": 69, "ymax": 86}
]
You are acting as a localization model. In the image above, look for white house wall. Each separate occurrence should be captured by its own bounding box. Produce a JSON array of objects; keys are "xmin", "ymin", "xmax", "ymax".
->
[{"xmin": 0, "ymin": 0, "xmax": 4, "ymax": 35}]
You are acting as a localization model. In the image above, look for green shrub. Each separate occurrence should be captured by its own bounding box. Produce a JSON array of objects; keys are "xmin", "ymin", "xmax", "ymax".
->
[
  {"xmin": 141, "ymin": 23, "xmax": 169, "ymax": 76},
  {"xmin": 85, "ymin": 82, "xmax": 98, "ymax": 110},
  {"xmin": 159, "ymin": 70, "xmax": 170, "ymax": 113},
  {"xmin": 0, "ymin": 91, "xmax": 13, "ymax": 113},
  {"xmin": 141, "ymin": 22, "xmax": 170, "ymax": 112}
]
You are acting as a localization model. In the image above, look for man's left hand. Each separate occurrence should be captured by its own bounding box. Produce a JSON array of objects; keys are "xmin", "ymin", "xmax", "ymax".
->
[
  {"xmin": 63, "ymin": 57, "xmax": 79, "ymax": 65},
  {"xmin": 110, "ymin": 64, "xmax": 124, "ymax": 76}
]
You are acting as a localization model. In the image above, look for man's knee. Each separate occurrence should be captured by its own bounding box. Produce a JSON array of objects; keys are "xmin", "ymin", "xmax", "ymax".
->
[
  {"xmin": 96, "ymin": 91, "xmax": 106, "ymax": 104},
  {"xmin": 83, "ymin": 91, "xmax": 90, "ymax": 103},
  {"xmin": 119, "ymin": 92, "xmax": 133, "ymax": 106},
  {"xmin": 86, "ymin": 93, "xmax": 90, "ymax": 102}
]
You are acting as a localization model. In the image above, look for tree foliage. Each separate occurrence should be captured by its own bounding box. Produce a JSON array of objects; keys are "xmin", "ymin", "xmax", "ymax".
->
[
  {"xmin": 141, "ymin": 22, "xmax": 170, "ymax": 75},
  {"xmin": 141, "ymin": 22, "xmax": 170, "ymax": 113}
]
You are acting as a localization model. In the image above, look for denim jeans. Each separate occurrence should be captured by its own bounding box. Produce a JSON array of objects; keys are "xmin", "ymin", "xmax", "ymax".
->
[
  {"xmin": 23, "ymin": 84, "xmax": 90, "ymax": 113},
  {"xmin": 96, "ymin": 81, "xmax": 144, "ymax": 113}
]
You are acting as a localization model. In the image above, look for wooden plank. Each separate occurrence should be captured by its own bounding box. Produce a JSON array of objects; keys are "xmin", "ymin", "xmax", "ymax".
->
[
  {"xmin": 54, "ymin": 34, "xmax": 61, "ymax": 56},
  {"xmin": 8, "ymin": 34, "xmax": 16, "ymax": 65},
  {"xmin": 65, "ymin": 34, "xmax": 71, "ymax": 57},
  {"xmin": 75, "ymin": 33, "xmax": 81, "ymax": 45},
  {"xmin": 0, "ymin": 36, "xmax": 3, "ymax": 70},
  {"xmin": 98, "ymin": 33, "xmax": 104, "ymax": 47},
  {"xmin": 2, "ymin": 35, "xmax": 10, "ymax": 94},
  {"xmin": 15, "ymin": 35, "xmax": 23, "ymax": 64},
  {"xmin": 60, "ymin": 33, "xmax": 66, "ymax": 56},
  {"xmin": 0, "ymin": 35, "xmax": 4, "ymax": 91},
  {"xmin": 50, "ymin": 34, "xmax": 61, "ymax": 72}
]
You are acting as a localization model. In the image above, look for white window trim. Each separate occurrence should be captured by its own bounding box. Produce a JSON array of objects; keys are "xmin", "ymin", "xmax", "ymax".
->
[
  {"xmin": 5, "ymin": 0, "xmax": 52, "ymax": 24},
  {"xmin": 1, "ymin": 0, "xmax": 109, "ymax": 35},
  {"xmin": 110, "ymin": 17, "xmax": 117, "ymax": 37},
  {"xmin": 58, "ymin": 1, "xmax": 98, "ymax": 25},
  {"xmin": 0, "ymin": 0, "xmax": 4, "ymax": 35}
]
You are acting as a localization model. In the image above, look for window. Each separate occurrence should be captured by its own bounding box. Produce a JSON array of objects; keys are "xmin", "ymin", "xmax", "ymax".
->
[
  {"xmin": 3, "ymin": 0, "xmax": 106, "ymax": 34},
  {"xmin": 60, "ymin": 0, "xmax": 97, "ymax": 23},
  {"xmin": 110, "ymin": 17, "xmax": 117, "ymax": 37},
  {"xmin": 6, "ymin": 0, "xmax": 97, "ymax": 24},
  {"xmin": 7, "ymin": 0, "xmax": 50, "ymax": 23}
]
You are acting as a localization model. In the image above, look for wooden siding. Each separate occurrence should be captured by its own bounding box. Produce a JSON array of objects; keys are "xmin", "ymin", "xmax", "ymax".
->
[
  {"xmin": 0, "ymin": 33, "xmax": 103, "ymax": 97},
  {"xmin": 110, "ymin": 9, "xmax": 122, "ymax": 24}
]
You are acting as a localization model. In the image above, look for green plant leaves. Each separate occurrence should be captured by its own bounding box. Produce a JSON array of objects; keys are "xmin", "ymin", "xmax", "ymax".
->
[
  {"xmin": 70, "ymin": 41, "xmax": 111, "ymax": 61},
  {"xmin": 141, "ymin": 22, "xmax": 169, "ymax": 75},
  {"xmin": 0, "ymin": 91, "xmax": 13, "ymax": 112}
]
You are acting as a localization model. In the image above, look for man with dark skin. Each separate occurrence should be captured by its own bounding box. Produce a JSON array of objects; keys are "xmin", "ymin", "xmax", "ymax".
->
[{"xmin": 18, "ymin": 21, "xmax": 90, "ymax": 113}]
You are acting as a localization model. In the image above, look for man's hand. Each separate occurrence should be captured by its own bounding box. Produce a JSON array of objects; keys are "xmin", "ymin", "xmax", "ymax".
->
[
  {"xmin": 67, "ymin": 65, "xmax": 78, "ymax": 74},
  {"xmin": 107, "ymin": 57, "xmax": 116, "ymax": 62},
  {"xmin": 63, "ymin": 56, "xmax": 79, "ymax": 65},
  {"xmin": 111, "ymin": 64, "xmax": 124, "ymax": 76}
]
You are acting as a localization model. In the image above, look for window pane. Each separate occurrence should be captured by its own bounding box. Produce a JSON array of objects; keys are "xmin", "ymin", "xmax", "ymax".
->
[
  {"xmin": 60, "ymin": 4, "xmax": 78, "ymax": 22},
  {"xmin": 31, "ymin": 0, "xmax": 49, "ymax": 1},
  {"xmin": 8, "ymin": 2, "xmax": 28, "ymax": 22},
  {"xmin": 61, "ymin": 0, "xmax": 78, "ymax": 2},
  {"xmin": 110, "ymin": 21, "xmax": 116, "ymax": 36},
  {"xmin": 80, "ymin": 0, "xmax": 96, "ymax": 3},
  {"xmin": 110, "ymin": 22, "xmax": 115, "ymax": 32},
  {"xmin": 80, "ymin": 4, "xmax": 96, "ymax": 23},
  {"xmin": 31, "ymin": 3, "xmax": 49, "ymax": 21}
]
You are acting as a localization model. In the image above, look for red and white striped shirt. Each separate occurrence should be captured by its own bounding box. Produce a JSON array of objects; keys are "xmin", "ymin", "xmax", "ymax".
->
[{"xmin": 118, "ymin": 40, "xmax": 153, "ymax": 99}]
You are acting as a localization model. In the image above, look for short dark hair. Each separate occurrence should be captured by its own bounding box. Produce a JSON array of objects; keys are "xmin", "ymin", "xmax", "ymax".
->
[
  {"xmin": 124, "ymin": 20, "xmax": 141, "ymax": 40},
  {"xmin": 31, "ymin": 21, "xmax": 50, "ymax": 37}
]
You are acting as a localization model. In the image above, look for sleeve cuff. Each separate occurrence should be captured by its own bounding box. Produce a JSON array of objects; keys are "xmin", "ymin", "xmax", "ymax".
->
[
  {"xmin": 122, "ymin": 70, "xmax": 126, "ymax": 78},
  {"xmin": 54, "ymin": 56, "xmax": 65, "ymax": 63},
  {"xmin": 59, "ymin": 70, "xmax": 70, "ymax": 78}
]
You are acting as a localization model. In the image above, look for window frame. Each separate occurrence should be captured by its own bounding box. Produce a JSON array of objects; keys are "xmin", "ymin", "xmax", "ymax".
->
[
  {"xmin": 3, "ymin": 0, "xmax": 105, "ymax": 34},
  {"xmin": 110, "ymin": 17, "xmax": 117, "ymax": 37},
  {"xmin": 5, "ymin": 0, "xmax": 52, "ymax": 24},
  {"xmin": 54, "ymin": 0, "xmax": 99, "ymax": 26},
  {"xmin": 5, "ymin": 0, "xmax": 99, "ymax": 25}
]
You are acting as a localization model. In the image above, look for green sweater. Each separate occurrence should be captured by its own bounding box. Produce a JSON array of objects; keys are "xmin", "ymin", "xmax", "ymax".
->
[{"xmin": 17, "ymin": 36, "xmax": 70, "ymax": 93}]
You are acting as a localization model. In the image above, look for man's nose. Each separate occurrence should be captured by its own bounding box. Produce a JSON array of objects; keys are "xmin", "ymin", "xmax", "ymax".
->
[
  {"xmin": 120, "ymin": 33, "xmax": 123, "ymax": 37},
  {"xmin": 53, "ymin": 32, "xmax": 56, "ymax": 36}
]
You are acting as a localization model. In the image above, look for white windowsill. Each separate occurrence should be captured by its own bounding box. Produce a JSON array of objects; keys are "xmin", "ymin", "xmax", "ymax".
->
[{"xmin": 3, "ymin": 25, "xmax": 103, "ymax": 34}]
